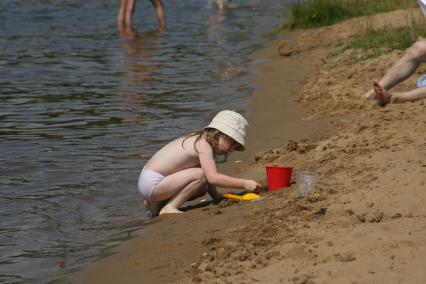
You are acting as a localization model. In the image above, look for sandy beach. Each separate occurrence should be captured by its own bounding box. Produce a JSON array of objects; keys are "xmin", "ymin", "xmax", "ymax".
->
[{"xmin": 77, "ymin": 8, "xmax": 426, "ymax": 284}]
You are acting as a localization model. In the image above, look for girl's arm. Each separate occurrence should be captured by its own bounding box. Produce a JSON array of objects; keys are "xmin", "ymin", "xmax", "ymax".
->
[
  {"xmin": 197, "ymin": 140, "xmax": 260, "ymax": 191},
  {"xmin": 207, "ymin": 184, "xmax": 224, "ymax": 203}
]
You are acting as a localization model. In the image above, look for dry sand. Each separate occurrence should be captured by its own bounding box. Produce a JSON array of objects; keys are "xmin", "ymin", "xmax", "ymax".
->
[{"xmin": 77, "ymin": 9, "xmax": 426, "ymax": 284}]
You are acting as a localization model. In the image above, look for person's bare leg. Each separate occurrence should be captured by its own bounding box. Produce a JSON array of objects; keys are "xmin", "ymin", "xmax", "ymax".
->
[
  {"xmin": 389, "ymin": 86, "xmax": 426, "ymax": 104},
  {"xmin": 215, "ymin": 0, "xmax": 225, "ymax": 10},
  {"xmin": 150, "ymin": 0, "xmax": 166, "ymax": 30},
  {"xmin": 207, "ymin": 184, "xmax": 223, "ymax": 203},
  {"xmin": 117, "ymin": 0, "xmax": 128, "ymax": 28},
  {"xmin": 143, "ymin": 199, "xmax": 165, "ymax": 217},
  {"xmin": 374, "ymin": 80, "xmax": 393, "ymax": 106},
  {"xmin": 125, "ymin": 0, "xmax": 136, "ymax": 28},
  {"xmin": 150, "ymin": 168, "xmax": 207, "ymax": 215},
  {"xmin": 364, "ymin": 40, "xmax": 426, "ymax": 100},
  {"xmin": 149, "ymin": 200, "xmax": 168, "ymax": 216},
  {"xmin": 374, "ymin": 81, "xmax": 426, "ymax": 105},
  {"xmin": 159, "ymin": 181, "xmax": 206, "ymax": 215},
  {"xmin": 188, "ymin": 184, "xmax": 208, "ymax": 201}
]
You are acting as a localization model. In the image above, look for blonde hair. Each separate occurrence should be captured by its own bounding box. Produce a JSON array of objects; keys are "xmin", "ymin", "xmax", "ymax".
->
[{"xmin": 183, "ymin": 128, "xmax": 228, "ymax": 163}]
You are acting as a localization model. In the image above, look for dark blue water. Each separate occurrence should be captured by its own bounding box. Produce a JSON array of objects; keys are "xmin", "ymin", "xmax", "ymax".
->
[{"xmin": 0, "ymin": 0, "xmax": 287, "ymax": 282}]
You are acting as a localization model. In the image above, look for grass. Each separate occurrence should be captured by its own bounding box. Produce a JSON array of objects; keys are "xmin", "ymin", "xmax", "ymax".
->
[
  {"xmin": 285, "ymin": 0, "xmax": 418, "ymax": 29},
  {"xmin": 339, "ymin": 16, "xmax": 426, "ymax": 62},
  {"xmin": 350, "ymin": 27, "xmax": 426, "ymax": 53}
]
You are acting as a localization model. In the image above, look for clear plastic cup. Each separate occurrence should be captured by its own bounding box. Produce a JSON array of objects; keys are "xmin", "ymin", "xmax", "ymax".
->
[
  {"xmin": 296, "ymin": 171, "xmax": 317, "ymax": 197},
  {"xmin": 417, "ymin": 74, "xmax": 426, "ymax": 88}
]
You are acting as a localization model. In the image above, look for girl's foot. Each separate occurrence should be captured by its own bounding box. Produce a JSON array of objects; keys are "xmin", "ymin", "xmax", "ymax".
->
[
  {"xmin": 144, "ymin": 200, "xmax": 163, "ymax": 217},
  {"xmin": 144, "ymin": 200, "xmax": 150, "ymax": 210},
  {"xmin": 159, "ymin": 206, "xmax": 183, "ymax": 215},
  {"xmin": 150, "ymin": 201, "xmax": 163, "ymax": 217},
  {"xmin": 373, "ymin": 80, "xmax": 392, "ymax": 107}
]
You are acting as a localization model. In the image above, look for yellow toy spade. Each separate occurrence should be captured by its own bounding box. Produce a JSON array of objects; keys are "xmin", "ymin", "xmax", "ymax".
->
[{"xmin": 223, "ymin": 193, "xmax": 260, "ymax": 201}]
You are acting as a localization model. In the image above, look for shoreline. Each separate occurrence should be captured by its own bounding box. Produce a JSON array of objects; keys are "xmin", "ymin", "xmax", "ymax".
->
[{"xmin": 77, "ymin": 8, "xmax": 426, "ymax": 283}]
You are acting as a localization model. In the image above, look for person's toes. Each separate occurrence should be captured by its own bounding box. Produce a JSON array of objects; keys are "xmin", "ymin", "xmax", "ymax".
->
[{"xmin": 374, "ymin": 80, "xmax": 387, "ymax": 107}]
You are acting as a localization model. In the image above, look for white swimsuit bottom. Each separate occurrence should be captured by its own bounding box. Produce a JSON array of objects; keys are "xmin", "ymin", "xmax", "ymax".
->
[{"xmin": 138, "ymin": 169, "xmax": 165, "ymax": 202}]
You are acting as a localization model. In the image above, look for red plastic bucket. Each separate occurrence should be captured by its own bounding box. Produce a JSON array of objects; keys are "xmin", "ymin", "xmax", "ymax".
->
[{"xmin": 265, "ymin": 165, "xmax": 293, "ymax": 192}]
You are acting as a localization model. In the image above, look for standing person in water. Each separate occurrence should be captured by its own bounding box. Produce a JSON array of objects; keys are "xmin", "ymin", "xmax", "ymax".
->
[
  {"xmin": 138, "ymin": 110, "xmax": 262, "ymax": 216},
  {"xmin": 117, "ymin": 0, "xmax": 166, "ymax": 31},
  {"xmin": 363, "ymin": 0, "xmax": 426, "ymax": 106}
]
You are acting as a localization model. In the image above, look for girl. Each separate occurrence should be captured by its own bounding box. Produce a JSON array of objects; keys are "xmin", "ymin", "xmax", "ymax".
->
[{"xmin": 138, "ymin": 110, "xmax": 262, "ymax": 216}]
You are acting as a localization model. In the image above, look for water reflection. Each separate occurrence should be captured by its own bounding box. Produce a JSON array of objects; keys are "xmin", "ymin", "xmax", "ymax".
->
[
  {"xmin": 117, "ymin": 27, "xmax": 163, "ymax": 126},
  {"xmin": 118, "ymin": 27, "xmax": 162, "ymax": 84},
  {"xmin": 208, "ymin": 0, "xmax": 257, "ymax": 12}
]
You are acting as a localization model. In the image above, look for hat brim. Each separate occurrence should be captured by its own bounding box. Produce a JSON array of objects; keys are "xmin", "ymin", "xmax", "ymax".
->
[
  {"xmin": 205, "ymin": 110, "xmax": 248, "ymax": 152},
  {"xmin": 205, "ymin": 124, "xmax": 245, "ymax": 151}
]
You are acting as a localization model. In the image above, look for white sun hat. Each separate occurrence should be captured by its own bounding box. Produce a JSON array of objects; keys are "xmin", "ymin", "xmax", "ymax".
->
[
  {"xmin": 205, "ymin": 110, "xmax": 249, "ymax": 151},
  {"xmin": 419, "ymin": 0, "xmax": 426, "ymax": 19}
]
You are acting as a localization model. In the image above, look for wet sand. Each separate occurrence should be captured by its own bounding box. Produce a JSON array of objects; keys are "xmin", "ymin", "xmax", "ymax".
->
[{"xmin": 77, "ymin": 8, "xmax": 426, "ymax": 284}]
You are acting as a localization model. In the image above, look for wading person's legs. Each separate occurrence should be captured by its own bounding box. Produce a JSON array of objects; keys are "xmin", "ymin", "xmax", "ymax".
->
[
  {"xmin": 150, "ymin": 0, "xmax": 166, "ymax": 30},
  {"xmin": 117, "ymin": 0, "xmax": 136, "ymax": 28},
  {"xmin": 117, "ymin": 0, "xmax": 126, "ymax": 27}
]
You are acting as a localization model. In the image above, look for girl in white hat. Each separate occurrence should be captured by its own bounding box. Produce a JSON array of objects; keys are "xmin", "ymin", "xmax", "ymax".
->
[{"xmin": 138, "ymin": 110, "xmax": 262, "ymax": 216}]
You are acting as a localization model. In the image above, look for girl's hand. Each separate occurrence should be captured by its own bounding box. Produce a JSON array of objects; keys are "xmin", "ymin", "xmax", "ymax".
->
[{"xmin": 243, "ymin": 180, "xmax": 263, "ymax": 193}]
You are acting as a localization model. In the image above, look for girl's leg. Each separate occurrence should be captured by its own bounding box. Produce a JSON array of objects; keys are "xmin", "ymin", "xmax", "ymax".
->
[
  {"xmin": 151, "ymin": 168, "xmax": 207, "ymax": 215},
  {"xmin": 207, "ymin": 184, "xmax": 223, "ymax": 203},
  {"xmin": 188, "ymin": 185, "xmax": 208, "ymax": 201}
]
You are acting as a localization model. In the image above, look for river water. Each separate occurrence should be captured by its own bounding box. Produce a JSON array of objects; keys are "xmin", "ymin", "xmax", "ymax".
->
[{"xmin": 0, "ymin": 0, "xmax": 287, "ymax": 282}]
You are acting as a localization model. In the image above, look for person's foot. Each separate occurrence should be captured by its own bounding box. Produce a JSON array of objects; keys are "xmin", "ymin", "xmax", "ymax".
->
[
  {"xmin": 149, "ymin": 201, "xmax": 164, "ymax": 217},
  {"xmin": 159, "ymin": 206, "xmax": 183, "ymax": 215},
  {"xmin": 373, "ymin": 80, "xmax": 392, "ymax": 107},
  {"xmin": 144, "ymin": 200, "xmax": 150, "ymax": 210}
]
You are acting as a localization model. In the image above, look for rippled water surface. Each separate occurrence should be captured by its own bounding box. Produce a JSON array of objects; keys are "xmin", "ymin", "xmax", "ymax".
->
[{"xmin": 0, "ymin": 0, "xmax": 287, "ymax": 282}]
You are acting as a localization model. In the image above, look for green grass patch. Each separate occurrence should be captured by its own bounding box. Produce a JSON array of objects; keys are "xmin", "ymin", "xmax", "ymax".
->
[
  {"xmin": 285, "ymin": 0, "xmax": 418, "ymax": 29},
  {"xmin": 350, "ymin": 27, "xmax": 426, "ymax": 52},
  {"xmin": 336, "ymin": 18, "xmax": 426, "ymax": 63}
]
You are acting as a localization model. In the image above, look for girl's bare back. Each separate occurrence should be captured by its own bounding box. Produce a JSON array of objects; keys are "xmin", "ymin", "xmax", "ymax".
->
[{"xmin": 144, "ymin": 136, "xmax": 204, "ymax": 176}]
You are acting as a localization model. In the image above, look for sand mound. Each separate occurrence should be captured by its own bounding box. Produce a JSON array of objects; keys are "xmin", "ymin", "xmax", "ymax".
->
[
  {"xmin": 192, "ymin": 99, "xmax": 426, "ymax": 283},
  {"xmin": 191, "ymin": 9, "xmax": 426, "ymax": 284}
]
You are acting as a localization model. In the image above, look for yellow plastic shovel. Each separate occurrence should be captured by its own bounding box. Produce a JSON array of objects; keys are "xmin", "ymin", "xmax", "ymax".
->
[{"xmin": 223, "ymin": 193, "xmax": 260, "ymax": 201}]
